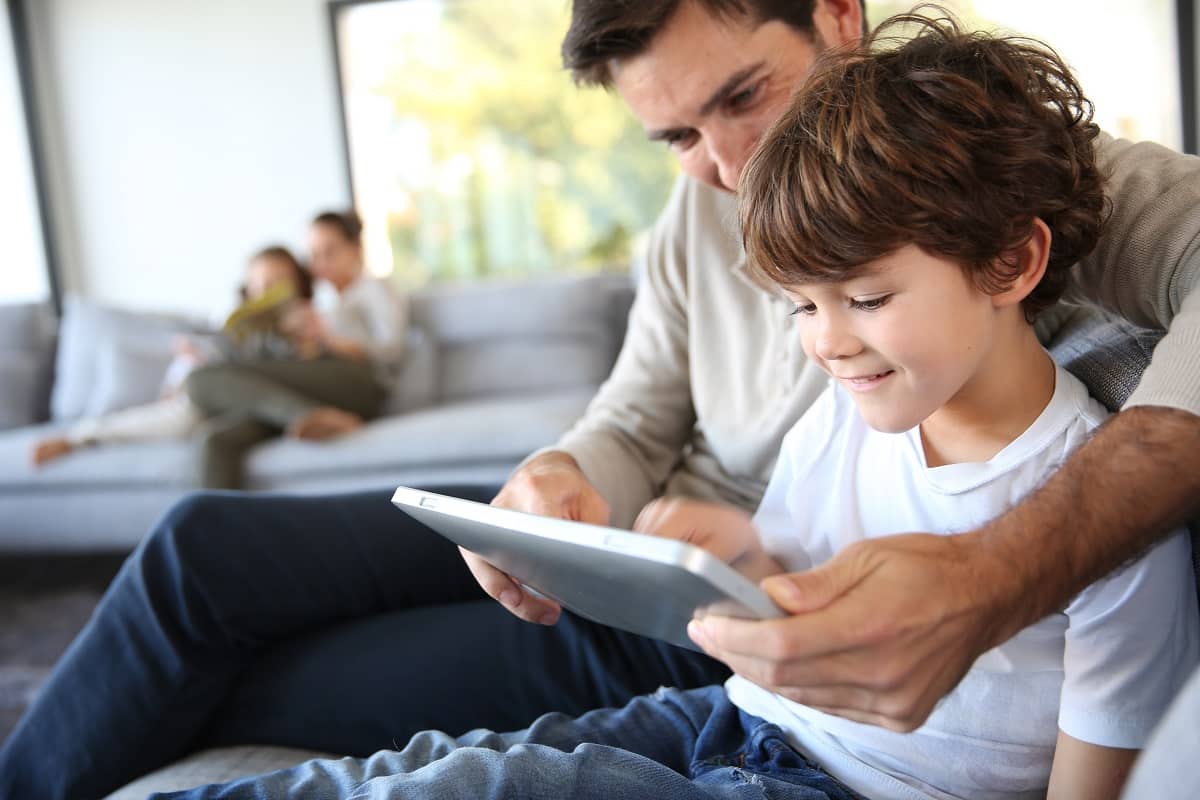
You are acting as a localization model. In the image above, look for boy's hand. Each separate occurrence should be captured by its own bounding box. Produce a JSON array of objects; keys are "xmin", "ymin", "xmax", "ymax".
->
[
  {"xmin": 632, "ymin": 498, "xmax": 782, "ymax": 582},
  {"xmin": 461, "ymin": 451, "xmax": 610, "ymax": 626},
  {"xmin": 686, "ymin": 531, "xmax": 1014, "ymax": 732}
]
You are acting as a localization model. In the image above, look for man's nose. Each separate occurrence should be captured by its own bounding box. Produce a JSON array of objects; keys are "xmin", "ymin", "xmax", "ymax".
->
[{"xmin": 705, "ymin": 131, "xmax": 750, "ymax": 193}]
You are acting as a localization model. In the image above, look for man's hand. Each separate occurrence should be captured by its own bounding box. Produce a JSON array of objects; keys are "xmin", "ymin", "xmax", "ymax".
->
[
  {"xmin": 462, "ymin": 451, "xmax": 610, "ymax": 625},
  {"xmin": 686, "ymin": 531, "xmax": 1019, "ymax": 732},
  {"xmin": 633, "ymin": 498, "xmax": 783, "ymax": 583}
]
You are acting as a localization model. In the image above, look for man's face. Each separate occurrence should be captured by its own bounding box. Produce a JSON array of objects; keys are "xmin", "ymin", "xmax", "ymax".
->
[
  {"xmin": 612, "ymin": 1, "xmax": 857, "ymax": 193},
  {"xmin": 782, "ymin": 246, "xmax": 1003, "ymax": 435}
]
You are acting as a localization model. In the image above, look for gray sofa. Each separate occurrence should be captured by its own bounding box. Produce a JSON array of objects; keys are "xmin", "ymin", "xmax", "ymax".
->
[{"xmin": 0, "ymin": 273, "xmax": 634, "ymax": 552}]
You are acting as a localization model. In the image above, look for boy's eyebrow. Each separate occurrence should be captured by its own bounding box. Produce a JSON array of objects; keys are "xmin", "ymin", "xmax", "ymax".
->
[{"xmin": 645, "ymin": 62, "xmax": 767, "ymax": 142}]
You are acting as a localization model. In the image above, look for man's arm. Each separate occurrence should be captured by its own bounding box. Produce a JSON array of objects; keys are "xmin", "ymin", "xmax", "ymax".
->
[
  {"xmin": 464, "ymin": 178, "xmax": 703, "ymax": 622},
  {"xmin": 690, "ymin": 405, "xmax": 1200, "ymax": 731},
  {"xmin": 509, "ymin": 176, "xmax": 702, "ymax": 528}
]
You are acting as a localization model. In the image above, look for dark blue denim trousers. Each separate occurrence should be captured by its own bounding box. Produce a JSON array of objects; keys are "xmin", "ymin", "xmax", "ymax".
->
[
  {"xmin": 154, "ymin": 686, "xmax": 864, "ymax": 800},
  {"xmin": 0, "ymin": 488, "xmax": 730, "ymax": 800}
]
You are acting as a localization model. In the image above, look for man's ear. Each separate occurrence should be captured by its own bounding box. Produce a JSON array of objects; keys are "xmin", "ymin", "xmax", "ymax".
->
[
  {"xmin": 811, "ymin": 0, "xmax": 865, "ymax": 48},
  {"xmin": 991, "ymin": 218, "xmax": 1052, "ymax": 309}
]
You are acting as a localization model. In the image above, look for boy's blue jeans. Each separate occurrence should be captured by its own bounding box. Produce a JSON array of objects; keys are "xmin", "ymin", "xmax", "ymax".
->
[{"xmin": 154, "ymin": 686, "xmax": 863, "ymax": 800}]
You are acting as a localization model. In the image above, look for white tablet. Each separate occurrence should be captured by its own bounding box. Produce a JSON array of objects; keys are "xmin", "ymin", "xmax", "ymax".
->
[{"xmin": 391, "ymin": 486, "xmax": 784, "ymax": 651}]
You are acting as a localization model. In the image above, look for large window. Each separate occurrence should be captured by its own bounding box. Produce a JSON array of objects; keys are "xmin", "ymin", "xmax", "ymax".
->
[
  {"xmin": 332, "ymin": 0, "xmax": 677, "ymax": 284},
  {"xmin": 334, "ymin": 0, "xmax": 1191, "ymax": 285},
  {"xmin": 866, "ymin": 1, "xmax": 1185, "ymax": 151},
  {"xmin": 0, "ymin": 4, "xmax": 49, "ymax": 305}
]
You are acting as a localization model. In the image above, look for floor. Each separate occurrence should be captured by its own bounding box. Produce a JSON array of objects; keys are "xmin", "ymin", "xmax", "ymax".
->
[{"xmin": 0, "ymin": 553, "xmax": 125, "ymax": 746}]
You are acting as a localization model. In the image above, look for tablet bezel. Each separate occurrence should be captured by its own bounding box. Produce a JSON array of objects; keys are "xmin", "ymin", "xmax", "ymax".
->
[{"xmin": 391, "ymin": 486, "xmax": 783, "ymax": 651}]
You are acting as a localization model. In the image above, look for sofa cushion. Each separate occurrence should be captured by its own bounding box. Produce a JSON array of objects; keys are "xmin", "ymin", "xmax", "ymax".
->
[
  {"xmin": 85, "ymin": 338, "xmax": 176, "ymax": 417},
  {"xmin": 103, "ymin": 746, "xmax": 338, "ymax": 800},
  {"xmin": 0, "ymin": 301, "xmax": 56, "ymax": 428},
  {"xmin": 1042, "ymin": 304, "xmax": 1162, "ymax": 412},
  {"xmin": 51, "ymin": 296, "xmax": 200, "ymax": 421},
  {"xmin": 380, "ymin": 324, "xmax": 439, "ymax": 415},
  {"xmin": 244, "ymin": 388, "xmax": 597, "ymax": 485},
  {"xmin": 0, "ymin": 354, "xmax": 47, "ymax": 430},
  {"xmin": 412, "ymin": 274, "xmax": 633, "ymax": 402}
]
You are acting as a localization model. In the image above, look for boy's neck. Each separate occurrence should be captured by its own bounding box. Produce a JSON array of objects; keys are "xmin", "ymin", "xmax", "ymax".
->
[{"xmin": 919, "ymin": 321, "xmax": 1057, "ymax": 468}]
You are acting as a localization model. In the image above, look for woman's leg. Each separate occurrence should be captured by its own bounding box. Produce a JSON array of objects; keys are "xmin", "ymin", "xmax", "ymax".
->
[
  {"xmin": 0, "ymin": 487, "xmax": 727, "ymax": 800},
  {"xmin": 185, "ymin": 359, "xmax": 385, "ymax": 429},
  {"xmin": 192, "ymin": 412, "xmax": 275, "ymax": 489}
]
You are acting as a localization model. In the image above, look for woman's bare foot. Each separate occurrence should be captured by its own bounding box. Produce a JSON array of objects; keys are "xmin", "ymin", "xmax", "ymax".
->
[
  {"xmin": 31, "ymin": 437, "xmax": 75, "ymax": 466},
  {"xmin": 288, "ymin": 407, "xmax": 364, "ymax": 441}
]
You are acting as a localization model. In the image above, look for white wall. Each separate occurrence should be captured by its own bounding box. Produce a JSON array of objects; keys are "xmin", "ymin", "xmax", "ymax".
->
[{"xmin": 28, "ymin": 0, "xmax": 349, "ymax": 317}]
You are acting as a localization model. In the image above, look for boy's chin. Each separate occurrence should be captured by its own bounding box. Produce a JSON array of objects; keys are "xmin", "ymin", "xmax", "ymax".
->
[{"xmin": 854, "ymin": 406, "xmax": 921, "ymax": 435}]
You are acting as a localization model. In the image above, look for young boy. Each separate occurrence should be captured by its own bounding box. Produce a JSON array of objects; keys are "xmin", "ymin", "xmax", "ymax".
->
[{"xmin": 156, "ymin": 12, "xmax": 1197, "ymax": 800}]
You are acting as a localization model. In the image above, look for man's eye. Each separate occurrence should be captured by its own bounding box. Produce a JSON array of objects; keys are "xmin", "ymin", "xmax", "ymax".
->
[
  {"xmin": 728, "ymin": 85, "xmax": 758, "ymax": 109},
  {"xmin": 851, "ymin": 295, "xmax": 890, "ymax": 312},
  {"xmin": 665, "ymin": 131, "xmax": 698, "ymax": 151}
]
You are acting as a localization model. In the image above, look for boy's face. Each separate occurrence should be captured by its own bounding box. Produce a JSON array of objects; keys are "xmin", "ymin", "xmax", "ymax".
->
[{"xmin": 782, "ymin": 245, "xmax": 1001, "ymax": 434}]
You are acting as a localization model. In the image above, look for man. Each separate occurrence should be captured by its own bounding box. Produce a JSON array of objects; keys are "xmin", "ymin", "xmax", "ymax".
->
[{"xmin": 2, "ymin": 1, "xmax": 1196, "ymax": 797}]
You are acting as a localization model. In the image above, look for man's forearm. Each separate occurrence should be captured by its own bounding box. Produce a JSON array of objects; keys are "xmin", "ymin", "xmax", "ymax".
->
[{"xmin": 979, "ymin": 405, "xmax": 1200, "ymax": 645}]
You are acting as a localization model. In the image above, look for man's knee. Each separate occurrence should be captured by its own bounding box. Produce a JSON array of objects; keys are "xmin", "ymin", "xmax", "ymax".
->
[{"xmin": 141, "ymin": 491, "xmax": 249, "ymax": 574}]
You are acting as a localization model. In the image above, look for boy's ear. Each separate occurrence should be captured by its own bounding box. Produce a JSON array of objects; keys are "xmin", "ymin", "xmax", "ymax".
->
[{"xmin": 991, "ymin": 218, "xmax": 1051, "ymax": 309}]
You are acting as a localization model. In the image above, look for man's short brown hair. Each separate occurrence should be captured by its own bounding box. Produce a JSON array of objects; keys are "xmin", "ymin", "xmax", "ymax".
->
[
  {"xmin": 739, "ymin": 8, "xmax": 1107, "ymax": 320},
  {"xmin": 562, "ymin": 0, "xmax": 821, "ymax": 87}
]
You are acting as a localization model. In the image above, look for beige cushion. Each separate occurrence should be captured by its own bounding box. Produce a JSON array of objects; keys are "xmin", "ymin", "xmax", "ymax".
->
[{"xmin": 103, "ymin": 745, "xmax": 338, "ymax": 799}]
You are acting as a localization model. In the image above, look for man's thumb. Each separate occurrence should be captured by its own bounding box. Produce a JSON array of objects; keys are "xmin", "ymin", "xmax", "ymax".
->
[{"xmin": 761, "ymin": 563, "xmax": 846, "ymax": 614}]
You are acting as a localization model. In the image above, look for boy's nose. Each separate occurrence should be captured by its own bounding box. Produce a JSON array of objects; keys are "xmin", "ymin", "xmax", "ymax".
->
[{"xmin": 814, "ymin": 318, "xmax": 863, "ymax": 362}]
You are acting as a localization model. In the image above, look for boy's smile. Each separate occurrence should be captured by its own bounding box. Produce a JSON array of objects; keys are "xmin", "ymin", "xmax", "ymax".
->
[{"xmin": 783, "ymin": 245, "xmax": 1019, "ymax": 442}]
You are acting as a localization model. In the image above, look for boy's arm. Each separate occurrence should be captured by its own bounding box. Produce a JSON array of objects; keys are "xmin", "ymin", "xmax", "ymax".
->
[{"xmin": 1047, "ymin": 731, "xmax": 1137, "ymax": 800}]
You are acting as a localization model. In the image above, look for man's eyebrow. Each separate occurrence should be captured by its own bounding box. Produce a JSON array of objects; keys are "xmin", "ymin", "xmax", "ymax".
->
[
  {"xmin": 645, "ymin": 61, "xmax": 767, "ymax": 142},
  {"xmin": 699, "ymin": 61, "xmax": 766, "ymax": 116}
]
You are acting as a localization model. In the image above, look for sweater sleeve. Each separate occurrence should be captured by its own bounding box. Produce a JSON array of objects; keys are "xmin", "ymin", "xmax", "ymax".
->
[
  {"xmin": 534, "ymin": 177, "xmax": 699, "ymax": 527},
  {"xmin": 1069, "ymin": 134, "xmax": 1200, "ymax": 415}
]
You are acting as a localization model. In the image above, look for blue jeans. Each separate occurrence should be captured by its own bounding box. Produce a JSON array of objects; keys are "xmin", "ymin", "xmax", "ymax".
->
[
  {"xmin": 154, "ymin": 686, "xmax": 863, "ymax": 800},
  {"xmin": 0, "ymin": 489, "xmax": 729, "ymax": 800}
]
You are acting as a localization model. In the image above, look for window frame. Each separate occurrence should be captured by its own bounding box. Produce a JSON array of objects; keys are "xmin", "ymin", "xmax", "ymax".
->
[{"xmin": 5, "ymin": 0, "xmax": 61, "ymax": 313}]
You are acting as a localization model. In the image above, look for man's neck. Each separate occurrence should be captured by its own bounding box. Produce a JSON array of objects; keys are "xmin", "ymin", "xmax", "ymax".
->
[{"xmin": 920, "ymin": 323, "xmax": 1057, "ymax": 468}]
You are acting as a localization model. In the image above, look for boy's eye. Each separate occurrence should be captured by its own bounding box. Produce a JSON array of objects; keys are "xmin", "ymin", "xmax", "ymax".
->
[
  {"xmin": 788, "ymin": 303, "xmax": 816, "ymax": 317},
  {"xmin": 850, "ymin": 295, "xmax": 891, "ymax": 312}
]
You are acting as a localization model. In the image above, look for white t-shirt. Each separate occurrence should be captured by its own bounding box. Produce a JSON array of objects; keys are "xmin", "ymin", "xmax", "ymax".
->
[
  {"xmin": 727, "ymin": 364, "xmax": 1199, "ymax": 800},
  {"xmin": 314, "ymin": 276, "xmax": 409, "ymax": 377}
]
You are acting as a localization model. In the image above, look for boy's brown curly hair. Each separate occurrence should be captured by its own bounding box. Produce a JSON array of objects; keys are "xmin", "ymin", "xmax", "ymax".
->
[{"xmin": 739, "ymin": 6, "xmax": 1108, "ymax": 320}]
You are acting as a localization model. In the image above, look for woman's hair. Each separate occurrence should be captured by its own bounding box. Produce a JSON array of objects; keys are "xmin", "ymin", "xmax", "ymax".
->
[
  {"xmin": 311, "ymin": 209, "xmax": 364, "ymax": 246},
  {"xmin": 245, "ymin": 245, "xmax": 313, "ymax": 300},
  {"xmin": 739, "ymin": 7, "xmax": 1108, "ymax": 321}
]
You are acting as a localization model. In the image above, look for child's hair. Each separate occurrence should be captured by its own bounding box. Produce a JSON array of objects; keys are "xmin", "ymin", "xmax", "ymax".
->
[
  {"xmin": 311, "ymin": 209, "xmax": 364, "ymax": 246},
  {"xmin": 244, "ymin": 245, "xmax": 313, "ymax": 300},
  {"xmin": 739, "ymin": 7, "xmax": 1107, "ymax": 320}
]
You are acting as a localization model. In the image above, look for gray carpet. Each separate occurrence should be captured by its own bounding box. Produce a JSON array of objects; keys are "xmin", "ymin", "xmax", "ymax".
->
[{"xmin": 0, "ymin": 554, "xmax": 125, "ymax": 746}]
